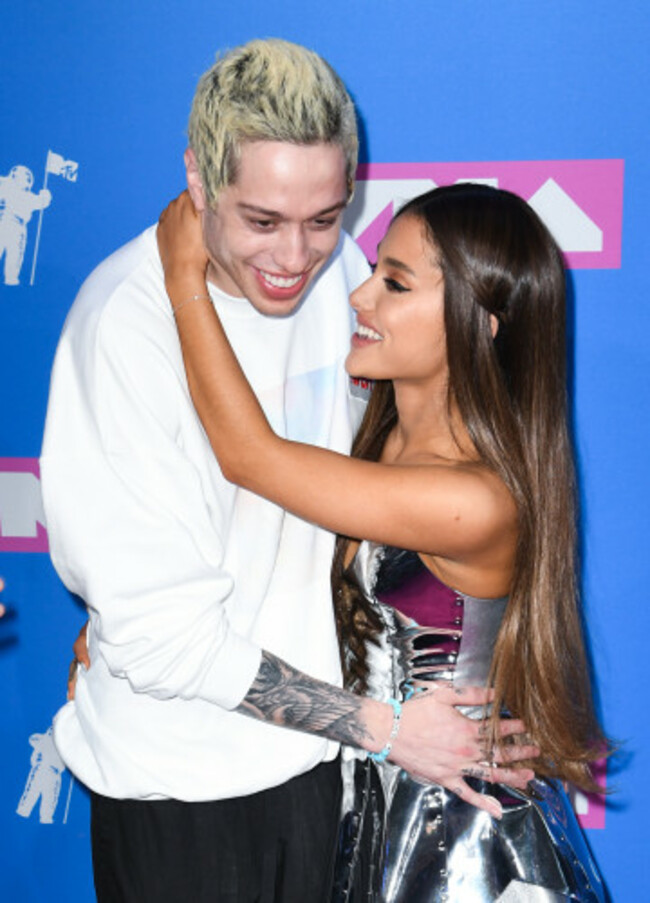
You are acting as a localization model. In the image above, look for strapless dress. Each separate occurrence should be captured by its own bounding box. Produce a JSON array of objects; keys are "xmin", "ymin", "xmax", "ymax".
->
[{"xmin": 333, "ymin": 543, "xmax": 606, "ymax": 902}]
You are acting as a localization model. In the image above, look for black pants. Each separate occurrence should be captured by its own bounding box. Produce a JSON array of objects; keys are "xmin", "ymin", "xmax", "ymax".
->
[{"xmin": 91, "ymin": 758, "xmax": 342, "ymax": 903}]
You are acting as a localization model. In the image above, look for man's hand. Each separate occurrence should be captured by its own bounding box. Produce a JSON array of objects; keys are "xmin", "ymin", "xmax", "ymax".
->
[
  {"xmin": 389, "ymin": 685, "xmax": 537, "ymax": 818},
  {"xmin": 237, "ymin": 650, "xmax": 536, "ymax": 819},
  {"xmin": 67, "ymin": 621, "xmax": 90, "ymax": 701}
]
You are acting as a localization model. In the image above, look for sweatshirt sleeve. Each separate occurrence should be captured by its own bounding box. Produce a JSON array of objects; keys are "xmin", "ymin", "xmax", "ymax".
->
[{"xmin": 41, "ymin": 289, "xmax": 262, "ymax": 710}]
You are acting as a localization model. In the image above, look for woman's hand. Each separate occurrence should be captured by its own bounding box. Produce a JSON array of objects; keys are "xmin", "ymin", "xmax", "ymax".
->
[
  {"xmin": 157, "ymin": 190, "xmax": 209, "ymax": 303},
  {"xmin": 67, "ymin": 621, "xmax": 90, "ymax": 701}
]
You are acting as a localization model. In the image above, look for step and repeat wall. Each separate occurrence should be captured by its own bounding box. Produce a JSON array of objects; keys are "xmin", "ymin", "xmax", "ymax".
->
[{"xmin": 1, "ymin": 2, "xmax": 647, "ymax": 899}]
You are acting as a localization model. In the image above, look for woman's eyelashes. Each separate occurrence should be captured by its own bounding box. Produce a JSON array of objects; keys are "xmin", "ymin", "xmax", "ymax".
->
[{"xmin": 383, "ymin": 276, "xmax": 410, "ymax": 293}]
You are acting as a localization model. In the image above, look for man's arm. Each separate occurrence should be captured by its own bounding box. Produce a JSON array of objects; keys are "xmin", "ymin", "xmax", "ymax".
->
[
  {"xmin": 238, "ymin": 650, "xmax": 537, "ymax": 817},
  {"xmin": 42, "ymin": 276, "xmax": 262, "ymax": 710},
  {"xmin": 67, "ymin": 629, "xmax": 536, "ymax": 816}
]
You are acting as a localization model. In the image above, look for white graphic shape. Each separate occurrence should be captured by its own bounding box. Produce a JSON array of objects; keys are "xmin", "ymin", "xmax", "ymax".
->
[
  {"xmin": 528, "ymin": 178, "xmax": 603, "ymax": 253},
  {"xmin": 29, "ymin": 148, "xmax": 79, "ymax": 286},
  {"xmin": 570, "ymin": 787, "xmax": 589, "ymax": 816},
  {"xmin": 46, "ymin": 150, "xmax": 79, "ymax": 182},
  {"xmin": 0, "ymin": 166, "xmax": 51, "ymax": 285},
  {"xmin": 344, "ymin": 179, "xmax": 436, "ymax": 238},
  {"xmin": 16, "ymin": 727, "xmax": 65, "ymax": 824},
  {"xmin": 0, "ymin": 471, "xmax": 45, "ymax": 538}
]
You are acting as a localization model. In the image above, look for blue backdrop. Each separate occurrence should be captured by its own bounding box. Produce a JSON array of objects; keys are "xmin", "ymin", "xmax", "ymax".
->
[{"xmin": 1, "ymin": 2, "xmax": 648, "ymax": 899}]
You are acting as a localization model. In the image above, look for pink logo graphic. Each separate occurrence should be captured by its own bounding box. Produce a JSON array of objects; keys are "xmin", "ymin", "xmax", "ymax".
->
[
  {"xmin": 0, "ymin": 458, "xmax": 48, "ymax": 553},
  {"xmin": 344, "ymin": 160, "xmax": 624, "ymax": 270},
  {"xmin": 571, "ymin": 757, "xmax": 607, "ymax": 830}
]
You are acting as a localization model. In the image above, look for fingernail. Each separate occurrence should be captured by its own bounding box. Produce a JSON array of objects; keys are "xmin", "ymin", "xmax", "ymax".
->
[{"xmin": 486, "ymin": 796, "xmax": 503, "ymax": 820}]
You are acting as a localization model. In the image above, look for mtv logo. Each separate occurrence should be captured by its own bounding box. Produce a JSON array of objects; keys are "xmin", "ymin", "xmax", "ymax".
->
[
  {"xmin": 344, "ymin": 160, "xmax": 624, "ymax": 269},
  {"xmin": 62, "ymin": 162, "xmax": 78, "ymax": 182},
  {"xmin": 0, "ymin": 458, "xmax": 49, "ymax": 552}
]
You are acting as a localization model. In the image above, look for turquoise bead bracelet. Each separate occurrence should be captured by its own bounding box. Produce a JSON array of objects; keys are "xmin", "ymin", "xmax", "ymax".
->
[{"xmin": 369, "ymin": 697, "xmax": 402, "ymax": 763}]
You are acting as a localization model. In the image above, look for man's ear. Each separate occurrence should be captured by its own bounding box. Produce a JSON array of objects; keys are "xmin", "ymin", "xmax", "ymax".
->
[{"xmin": 184, "ymin": 148, "xmax": 207, "ymax": 212}]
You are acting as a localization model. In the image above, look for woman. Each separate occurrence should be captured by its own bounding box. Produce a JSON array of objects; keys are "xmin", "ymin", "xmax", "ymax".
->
[{"xmin": 159, "ymin": 182, "xmax": 607, "ymax": 901}]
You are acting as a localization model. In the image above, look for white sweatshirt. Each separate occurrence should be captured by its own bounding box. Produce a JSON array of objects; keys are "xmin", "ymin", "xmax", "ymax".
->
[{"xmin": 41, "ymin": 226, "xmax": 369, "ymax": 800}]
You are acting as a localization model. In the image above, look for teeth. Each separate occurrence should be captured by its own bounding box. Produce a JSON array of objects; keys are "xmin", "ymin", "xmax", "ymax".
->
[
  {"xmin": 260, "ymin": 270, "xmax": 303, "ymax": 289},
  {"xmin": 356, "ymin": 323, "xmax": 383, "ymax": 341}
]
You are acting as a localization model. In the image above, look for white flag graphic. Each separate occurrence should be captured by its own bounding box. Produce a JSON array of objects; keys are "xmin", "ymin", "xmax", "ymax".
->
[
  {"xmin": 46, "ymin": 150, "xmax": 79, "ymax": 182},
  {"xmin": 29, "ymin": 148, "xmax": 80, "ymax": 285}
]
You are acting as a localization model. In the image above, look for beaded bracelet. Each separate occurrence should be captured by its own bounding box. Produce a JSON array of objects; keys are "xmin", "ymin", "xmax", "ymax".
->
[
  {"xmin": 172, "ymin": 293, "xmax": 212, "ymax": 317},
  {"xmin": 369, "ymin": 697, "xmax": 402, "ymax": 763}
]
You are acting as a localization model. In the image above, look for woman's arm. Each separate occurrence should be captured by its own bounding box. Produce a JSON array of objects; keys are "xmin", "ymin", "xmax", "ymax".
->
[{"xmin": 158, "ymin": 194, "xmax": 515, "ymax": 564}]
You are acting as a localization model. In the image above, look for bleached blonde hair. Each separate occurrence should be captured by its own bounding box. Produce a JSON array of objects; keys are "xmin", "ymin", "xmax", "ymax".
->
[{"xmin": 188, "ymin": 38, "xmax": 358, "ymax": 206}]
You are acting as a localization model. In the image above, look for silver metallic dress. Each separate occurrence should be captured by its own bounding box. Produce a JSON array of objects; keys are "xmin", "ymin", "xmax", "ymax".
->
[{"xmin": 333, "ymin": 543, "xmax": 606, "ymax": 902}]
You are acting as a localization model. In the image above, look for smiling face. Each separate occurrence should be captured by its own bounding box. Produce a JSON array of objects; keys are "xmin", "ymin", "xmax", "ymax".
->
[
  {"xmin": 346, "ymin": 214, "xmax": 448, "ymax": 388},
  {"xmin": 185, "ymin": 140, "xmax": 348, "ymax": 317}
]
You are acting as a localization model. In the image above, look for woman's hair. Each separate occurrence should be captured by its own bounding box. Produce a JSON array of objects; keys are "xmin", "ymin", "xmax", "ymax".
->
[{"xmin": 332, "ymin": 183, "xmax": 606, "ymax": 790}]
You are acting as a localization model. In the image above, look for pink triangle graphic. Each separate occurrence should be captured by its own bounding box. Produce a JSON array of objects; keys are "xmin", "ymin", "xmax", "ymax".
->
[{"xmin": 354, "ymin": 203, "xmax": 394, "ymax": 264}]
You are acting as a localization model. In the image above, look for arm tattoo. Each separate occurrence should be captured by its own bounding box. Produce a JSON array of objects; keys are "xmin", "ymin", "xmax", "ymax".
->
[{"xmin": 235, "ymin": 650, "xmax": 372, "ymax": 749}]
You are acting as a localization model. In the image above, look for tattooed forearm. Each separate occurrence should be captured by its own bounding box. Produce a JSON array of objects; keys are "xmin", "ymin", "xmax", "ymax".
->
[{"xmin": 235, "ymin": 651, "xmax": 373, "ymax": 749}]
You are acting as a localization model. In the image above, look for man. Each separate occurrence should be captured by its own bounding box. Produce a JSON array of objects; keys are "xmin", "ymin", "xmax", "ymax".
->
[{"xmin": 42, "ymin": 39, "xmax": 532, "ymax": 901}]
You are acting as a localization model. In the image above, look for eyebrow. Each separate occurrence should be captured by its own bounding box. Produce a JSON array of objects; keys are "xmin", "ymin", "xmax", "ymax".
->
[
  {"xmin": 381, "ymin": 255, "xmax": 417, "ymax": 276},
  {"xmin": 237, "ymin": 201, "xmax": 347, "ymax": 219}
]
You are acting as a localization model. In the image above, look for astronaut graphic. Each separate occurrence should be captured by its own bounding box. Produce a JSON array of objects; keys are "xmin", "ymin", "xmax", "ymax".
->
[
  {"xmin": 0, "ymin": 165, "xmax": 51, "ymax": 285},
  {"xmin": 16, "ymin": 726, "xmax": 65, "ymax": 824}
]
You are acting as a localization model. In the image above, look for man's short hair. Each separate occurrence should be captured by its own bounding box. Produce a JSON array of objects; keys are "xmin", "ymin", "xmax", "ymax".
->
[{"xmin": 188, "ymin": 38, "xmax": 358, "ymax": 206}]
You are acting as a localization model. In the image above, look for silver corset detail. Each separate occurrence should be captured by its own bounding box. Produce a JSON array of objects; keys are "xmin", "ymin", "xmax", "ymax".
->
[{"xmin": 349, "ymin": 541, "xmax": 507, "ymax": 707}]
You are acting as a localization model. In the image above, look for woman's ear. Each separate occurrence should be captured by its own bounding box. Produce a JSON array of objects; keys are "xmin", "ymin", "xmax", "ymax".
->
[
  {"xmin": 184, "ymin": 148, "xmax": 207, "ymax": 213},
  {"xmin": 490, "ymin": 313, "xmax": 499, "ymax": 338}
]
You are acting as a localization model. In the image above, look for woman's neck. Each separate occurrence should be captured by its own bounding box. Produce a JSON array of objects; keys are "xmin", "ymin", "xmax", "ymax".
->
[{"xmin": 387, "ymin": 379, "xmax": 476, "ymax": 465}]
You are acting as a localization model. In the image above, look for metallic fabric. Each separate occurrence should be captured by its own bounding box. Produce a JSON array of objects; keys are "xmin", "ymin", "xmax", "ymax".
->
[{"xmin": 333, "ymin": 543, "xmax": 606, "ymax": 902}]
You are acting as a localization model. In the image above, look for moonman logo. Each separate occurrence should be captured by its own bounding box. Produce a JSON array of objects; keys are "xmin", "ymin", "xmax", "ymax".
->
[
  {"xmin": 0, "ymin": 458, "xmax": 48, "ymax": 552},
  {"xmin": 344, "ymin": 160, "xmax": 624, "ymax": 271},
  {"xmin": 16, "ymin": 724, "xmax": 72, "ymax": 825},
  {"xmin": 0, "ymin": 149, "xmax": 79, "ymax": 287}
]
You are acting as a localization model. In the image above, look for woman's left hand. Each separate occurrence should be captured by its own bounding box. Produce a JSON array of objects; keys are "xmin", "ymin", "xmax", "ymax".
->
[{"xmin": 157, "ymin": 191, "xmax": 209, "ymax": 298}]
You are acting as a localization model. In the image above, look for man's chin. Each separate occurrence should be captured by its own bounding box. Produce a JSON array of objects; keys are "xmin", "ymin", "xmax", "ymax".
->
[{"xmin": 251, "ymin": 293, "xmax": 307, "ymax": 318}]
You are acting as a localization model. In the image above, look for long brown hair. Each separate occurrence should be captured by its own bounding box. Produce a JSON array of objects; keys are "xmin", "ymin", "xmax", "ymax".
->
[{"xmin": 332, "ymin": 183, "xmax": 607, "ymax": 791}]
